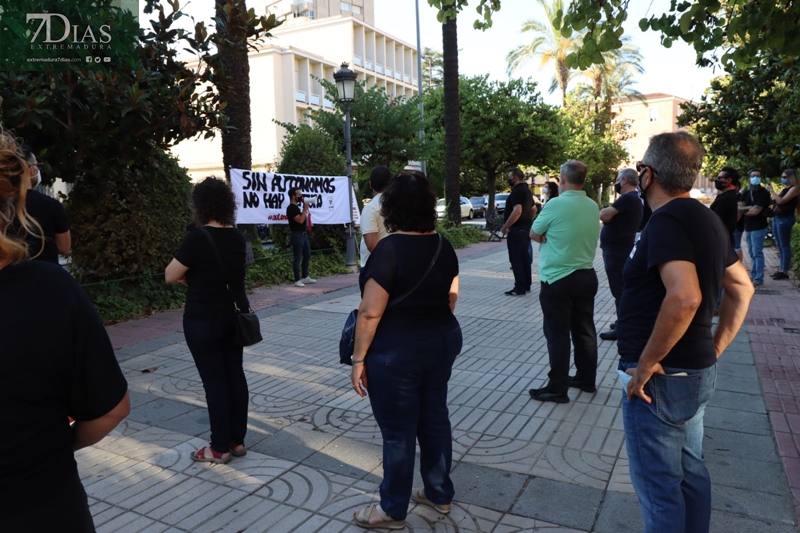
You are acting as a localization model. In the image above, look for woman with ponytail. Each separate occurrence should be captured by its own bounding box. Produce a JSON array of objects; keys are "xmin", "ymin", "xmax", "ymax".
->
[{"xmin": 0, "ymin": 128, "xmax": 130, "ymax": 532}]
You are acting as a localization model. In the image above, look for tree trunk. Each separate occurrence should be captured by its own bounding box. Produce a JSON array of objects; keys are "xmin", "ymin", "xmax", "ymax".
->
[
  {"xmin": 442, "ymin": 10, "xmax": 461, "ymax": 226},
  {"xmin": 215, "ymin": 0, "xmax": 252, "ymax": 180},
  {"xmin": 486, "ymin": 170, "xmax": 497, "ymax": 218}
]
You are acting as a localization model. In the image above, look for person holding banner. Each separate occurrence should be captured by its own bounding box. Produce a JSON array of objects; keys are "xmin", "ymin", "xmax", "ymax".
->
[
  {"xmin": 286, "ymin": 187, "xmax": 317, "ymax": 287},
  {"xmin": 350, "ymin": 172, "xmax": 462, "ymax": 530}
]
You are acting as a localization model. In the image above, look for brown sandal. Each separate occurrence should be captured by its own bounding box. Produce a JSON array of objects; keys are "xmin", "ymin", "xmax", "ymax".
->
[
  {"xmin": 411, "ymin": 487, "xmax": 451, "ymax": 515},
  {"xmin": 353, "ymin": 504, "xmax": 405, "ymax": 530}
]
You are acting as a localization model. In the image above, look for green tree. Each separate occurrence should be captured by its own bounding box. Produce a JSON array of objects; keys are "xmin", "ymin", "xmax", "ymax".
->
[
  {"xmin": 559, "ymin": 95, "xmax": 631, "ymax": 203},
  {"xmin": 679, "ymin": 56, "xmax": 800, "ymax": 177},
  {"xmin": 422, "ymin": 47, "xmax": 444, "ymax": 89},
  {"xmin": 274, "ymin": 125, "xmax": 347, "ymax": 251},
  {"xmin": 558, "ymin": 1, "xmax": 800, "ymax": 69},
  {"xmin": 506, "ymin": 0, "xmax": 579, "ymax": 105},
  {"xmin": 425, "ymin": 76, "xmax": 566, "ymax": 215},
  {"xmin": 300, "ymin": 79, "xmax": 426, "ymax": 187}
]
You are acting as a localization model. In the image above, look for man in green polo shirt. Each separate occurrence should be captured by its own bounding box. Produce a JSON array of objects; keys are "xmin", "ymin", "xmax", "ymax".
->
[{"xmin": 529, "ymin": 160, "xmax": 600, "ymax": 403}]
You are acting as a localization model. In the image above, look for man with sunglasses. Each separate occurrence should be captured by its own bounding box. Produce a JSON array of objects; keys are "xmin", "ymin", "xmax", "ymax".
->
[{"xmin": 617, "ymin": 132, "xmax": 754, "ymax": 533}]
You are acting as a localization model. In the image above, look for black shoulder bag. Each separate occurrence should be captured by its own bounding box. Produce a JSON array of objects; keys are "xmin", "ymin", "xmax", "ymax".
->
[
  {"xmin": 339, "ymin": 233, "xmax": 442, "ymax": 365},
  {"xmin": 201, "ymin": 228, "xmax": 263, "ymax": 347}
]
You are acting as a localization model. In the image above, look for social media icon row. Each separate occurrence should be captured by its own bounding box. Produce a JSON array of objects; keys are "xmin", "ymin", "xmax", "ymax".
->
[{"xmin": 86, "ymin": 56, "xmax": 111, "ymax": 63}]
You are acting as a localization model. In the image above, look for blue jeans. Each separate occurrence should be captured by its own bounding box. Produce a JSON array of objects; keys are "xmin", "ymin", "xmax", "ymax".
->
[
  {"xmin": 365, "ymin": 321, "xmax": 462, "ymax": 520},
  {"xmin": 732, "ymin": 229, "xmax": 743, "ymax": 252},
  {"xmin": 184, "ymin": 313, "xmax": 249, "ymax": 454},
  {"xmin": 773, "ymin": 215, "xmax": 795, "ymax": 271},
  {"xmin": 290, "ymin": 231, "xmax": 310, "ymax": 281},
  {"xmin": 620, "ymin": 361, "xmax": 717, "ymax": 533},
  {"xmin": 744, "ymin": 227, "xmax": 767, "ymax": 282},
  {"xmin": 506, "ymin": 225, "xmax": 532, "ymax": 292}
]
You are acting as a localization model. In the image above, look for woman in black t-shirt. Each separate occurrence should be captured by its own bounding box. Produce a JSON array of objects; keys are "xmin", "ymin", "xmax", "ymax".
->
[
  {"xmin": 166, "ymin": 177, "xmax": 250, "ymax": 464},
  {"xmin": 350, "ymin": 172, "xmax": 462, "ymax": 530},
  {"xmin": 765, "ymin": 169, "xmax": 799, "ymax": 279},
  {"xmin": 0, "ymin": 131, "xmax": 130, "ymax": 532}
]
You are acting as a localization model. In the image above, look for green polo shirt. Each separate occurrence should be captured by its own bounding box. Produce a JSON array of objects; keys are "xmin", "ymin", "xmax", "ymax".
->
[{"xmin": 533, "ymin": 190, "xmax": 600, "ymax": 283}]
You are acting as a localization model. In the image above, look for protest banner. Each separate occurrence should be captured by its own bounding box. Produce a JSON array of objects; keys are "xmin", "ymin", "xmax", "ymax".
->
[{"xmin": 230, "ymin": 168, "xmax": 361, "ymax": 225}]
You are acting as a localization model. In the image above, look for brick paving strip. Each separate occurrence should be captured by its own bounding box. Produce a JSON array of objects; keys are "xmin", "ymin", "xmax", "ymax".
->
[{"xmin": 83, "ymin": 239, "xmax": 797, "ymax": 532}]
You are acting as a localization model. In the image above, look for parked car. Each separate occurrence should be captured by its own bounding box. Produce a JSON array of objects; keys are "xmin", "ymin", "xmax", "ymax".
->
[
  {"xmin": 436, "ymin": 197, "xmax": 475, "ymax": 219},
  {"xmin": 469, "ymin": 196, "xmax": 488, "ymax": 218},
  {"xmin": 494, "ymin": 193, "xmax": 510, "ymax": 214}
]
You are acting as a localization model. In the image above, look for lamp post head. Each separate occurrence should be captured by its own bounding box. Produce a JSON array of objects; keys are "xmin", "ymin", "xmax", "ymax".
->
[{"xmin": 333, "ymin": 62, "xmax": 357, "ymax": 103}]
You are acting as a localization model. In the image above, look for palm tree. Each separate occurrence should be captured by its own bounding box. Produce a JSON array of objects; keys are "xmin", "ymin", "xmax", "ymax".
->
[
  {"xmin": 572, "ymin": 37, "xmax": 645, "ymax": 103},
  {"xmin": 506, "ymin": 0, "xmax": 579, "ymax": 106},
  {"xmin": 422, "ymin": 47, "xmax": 444, "ymax": 90},
  {"xmin": 442, "ymin": 8, "xmax": 462, "ymax": 225}
]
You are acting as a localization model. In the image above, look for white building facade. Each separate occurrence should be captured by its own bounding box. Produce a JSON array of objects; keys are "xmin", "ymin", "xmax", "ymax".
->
[{"xmin": 171, "ymin": 1, "xmax": 419, "ymax": 181}]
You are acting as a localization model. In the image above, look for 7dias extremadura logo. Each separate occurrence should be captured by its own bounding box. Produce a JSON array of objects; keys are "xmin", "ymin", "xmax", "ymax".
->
[
  {"xmin": 0, "ymin": 0, "xmax": 139, "ymax": 71},
  {"xmin": 27, "ymin": 14, "xmax": 112, "ymax": 50}
]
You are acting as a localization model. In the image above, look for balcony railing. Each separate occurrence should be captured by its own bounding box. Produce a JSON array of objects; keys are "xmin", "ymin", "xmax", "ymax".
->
[
  {"xmin": 354, "ymin": 55, "xmax": 363, "ymax": 67},
  {"xmin": 323, "ymin": 97, "xmax": 335, "ymax": 108},
  {"xmin": 385, "ymin": 67, "xmax": 392, "ymax": 77},
  {"xmin": 403, "ymin": 74, "xmax": 410, "ymax": 83},
  {"xmin": 310, "ymin": 93, "xmax": 321, "ymax": 106},
  {"xmin": 395, "ymin": 72, "xmax": 402, "ymax": 81},
  {"xmin": 295, "ymin": 90, "xmax": 307, "ymax": 103},
  {"xmin": 376, "ymin": 64, "xmax": 383, "ymax": 74},
  {"xmin": 365, "ymin": 60, "xmax": 373, "ymax": 70}
]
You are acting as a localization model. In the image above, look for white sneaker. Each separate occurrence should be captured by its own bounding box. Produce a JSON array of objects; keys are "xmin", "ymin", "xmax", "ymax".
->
[
  {"xmin": 301, "ymin": 276, "xmax": 317, "ymax": 284},
  {"xmin": 294, "ymin": 280, "xmax": 305, "ymax": 287}
]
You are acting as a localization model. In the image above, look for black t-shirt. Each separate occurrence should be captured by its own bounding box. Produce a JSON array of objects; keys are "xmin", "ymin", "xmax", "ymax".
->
[
  {"xmin": 286, "ymin": 203, "xmax": 305, "ymax": 232},
  {"xmin": 503, "ymin": 184, "xmax": 533, "ymax": 227},
  {"xmin": 175, "ymin": 227, "xmax": 247, "ymax": 319},
  {"xmin": 735, "ymin": 192, "xmax": 745, "ymax": 232},
  {"xmin": 600, "ymin": 191, "xmax": 643, "ymax": 252},
  {"xmin": 742, "ymin": 186, "xmax": 771, "ymax": 231},
  {"xmin": 0, "ymin": 261, "xmax": 127, "ymax": 519},
  {"xmin": 359, "ymin": 233, "xmax": 459, "ymax": 335},
  {"xmin": 775, "ymin": 188, "xmax": 799, "ymax": 217},
  {"xmin": 11, "ymin": 190, "xmax": 69, "ymax": 264},
  {"xmin": 639, "ymin": 202, "xmax": 652, "ymax": 231},
  {"xmin": 709, "ymin": 189, "xmax": 738, "ymax": 245},
  {"xmin": 617, "ymin": 198, "xmax": 738, "ymax": 369}
]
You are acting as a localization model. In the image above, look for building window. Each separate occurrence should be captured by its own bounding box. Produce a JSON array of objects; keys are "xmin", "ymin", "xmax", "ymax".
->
[
  {"xmin": 341, "ymin": 2, "xmax": 351, "ymax": 11},
  {"xmin": 353, "ymin": 5, "xmax": 361, "ymax": 14},
  {"xmin": 648, "ymin": 106, "xmax": 658, "ymax": 122}
]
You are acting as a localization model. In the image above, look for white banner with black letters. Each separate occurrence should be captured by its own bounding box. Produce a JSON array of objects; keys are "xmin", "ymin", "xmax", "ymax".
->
[{"xmin": 230, "ymin": 168, "xmax": 361, "ymax": 225}]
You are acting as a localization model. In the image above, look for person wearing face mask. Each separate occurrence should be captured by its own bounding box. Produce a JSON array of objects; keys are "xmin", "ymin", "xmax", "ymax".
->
[
  {"xmin": 286, "ymin": 187, "xmax": 317, "ymax": 287},
  {"xmin": 500, "ymin": 168, "xmax": 534, "ymax": 296},
  {"xmin": 8, "ymin": 145, "xmax": 70, "ymax": 264},
  {"xmin": 617, "ymin": 132, "xmax": 754, "ymax": 533},
  {"xmin": 765, "ymin": 169, "xmax": 799, "ymax": 280},
  {"xmin": 709, "ymin": 167, "xmax": 740, "ymax": 247},
  {"xmin": 598, "ymin": 168, "xmax": 643, "ymax": 341},
  {"xmin": 738, "ymin": 169, "xmax": 771, "ymax": 286}
]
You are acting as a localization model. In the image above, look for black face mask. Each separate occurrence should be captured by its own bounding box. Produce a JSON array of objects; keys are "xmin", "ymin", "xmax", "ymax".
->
[
  {"xmin": 637, "ymin": 176, "xmax": 649, "ymax": 207},
  {"xmin": 614, "ymin": 181, "xmax": 622, "ymax": 194},
  {"xmin": 714, "ymin": 179, "xmax": 729, "ymax": 191},
  {"xmin": 507, "ymin": 178, "xmax": 515, "ymax": 187}
]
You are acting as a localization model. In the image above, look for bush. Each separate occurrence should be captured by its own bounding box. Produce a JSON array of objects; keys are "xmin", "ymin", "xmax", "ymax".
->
[
  {"xmin": 84, "ymin": 276, "xmax": 187, "ymax": 324},
  {"xmin": 437, "ymin": 222, "xmax": 487, "ymax": 249},
  {"xmin": 791, "ymin": 222, "xmax": 800, "ymax": 272},
  {"xmin": 67, "ymin": 147, "xmax": 192, "ymax": 281}
]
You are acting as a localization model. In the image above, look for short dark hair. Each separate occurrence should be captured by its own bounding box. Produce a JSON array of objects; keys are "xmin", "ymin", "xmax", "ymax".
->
[
  {"xmin": 643, "ymin": 132, "xmax": 704, "ymax": 193},
  {"xmin": 191, "ymin": 177, "xmax": 236, "ymax": 227},
  {"xmin": 749, "ymin": 168, "xmax": 761, "ymax": 176},
  {"xmin": 560, "ymin": 160, "xmax": 587, "ymax": 185},
  {"xmin": 719, "ymin": 166, "xmax": 740, "ymax": 182},
  {"xmin": 509, "ymin": 168, "xmax": 525, "ymax": 182},
  {"xmin": 380, "ymin": 172, "xmax": 437, "ymax": 233},
  {"xmin": 288, "ymin": 187, "xmax": 301, "ymax": 198},
  {"xmin": 546, "ymin": 181, "xmax": 559, "ymax": 198},
  {"xmin": 369, "ymin": 165, "xmax": 392, "ymax": 193}
]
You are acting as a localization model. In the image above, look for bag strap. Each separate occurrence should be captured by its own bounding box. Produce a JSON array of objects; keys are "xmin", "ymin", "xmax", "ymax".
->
[
  {"xmin": 201, "ymin": 227, "xmax": 245, "ymax": 312},
  {"xmin": 387, "ymin": 233, "xmax": 442, "ymax": 309}
]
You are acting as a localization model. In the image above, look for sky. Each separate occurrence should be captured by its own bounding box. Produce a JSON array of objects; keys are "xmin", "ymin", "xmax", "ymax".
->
[{"xmin": 376, "ymin": 0, "xmax": 723, "ymax": 106}]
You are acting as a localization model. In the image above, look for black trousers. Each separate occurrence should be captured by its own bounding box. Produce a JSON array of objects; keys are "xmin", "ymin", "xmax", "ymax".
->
[
  {"xmin": 506, "ymin": 225, "xmax": 532, "ymax": 292},
  {"xmin": 602, "ymin": 247, "xmax": 629, "ymax": 320},
  {"xmin": 539, "ymin": 269, "xmax": 599, "ymax": 393}
]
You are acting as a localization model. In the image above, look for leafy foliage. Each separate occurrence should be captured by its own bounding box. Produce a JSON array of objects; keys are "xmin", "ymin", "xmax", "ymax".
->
[
  {"xmin": 272, "ymin": 124, "xmax": 348, "ymax": 252},
  {"xmin": 559, "ymin": 96, "xmax": 631, "ymax": 203},
  {"xmin": 679, "ymin": 56, "xmax": 800, "ymax": 177},
  {"xmin": 67, "ymin": 147, "xmax": 192, "ymax": 280},
  {"xmin": 428, "ymin": 0, "xmax": 503, "ymax": 29},
  {"xmin": 425, "ymin": 76, "xmax": 566, "ymax": 214},
  {"xmin": 436, "ymin": 222, "xmax": 487, "ymax": 249},
  {"xmin": 302, "ymin": 79, "xmax": 426, "ymax": 186},
  {"xmin": 422, "ymin": 47, "xmax": 445, "ymax": 89},
  {"xmin": 559, "ymin": 1, "xmax": 800, "ymax": 69}
]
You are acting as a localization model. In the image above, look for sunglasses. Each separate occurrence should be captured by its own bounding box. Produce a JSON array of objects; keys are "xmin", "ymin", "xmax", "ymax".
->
[{"xmin": 636, "ymin": 161, "xmax": 658, "ymax": 177}]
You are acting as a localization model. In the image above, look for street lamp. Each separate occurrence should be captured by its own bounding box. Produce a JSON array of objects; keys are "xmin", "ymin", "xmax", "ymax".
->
[{"xmin": 333, "ymin": 62, "xmax": 358, "ymax": 271}]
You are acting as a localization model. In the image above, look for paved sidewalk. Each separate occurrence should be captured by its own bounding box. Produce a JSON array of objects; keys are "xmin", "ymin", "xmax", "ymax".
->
[{"xmin": 82, "ymin": 240, "xmax": 797, "ymax": 532}]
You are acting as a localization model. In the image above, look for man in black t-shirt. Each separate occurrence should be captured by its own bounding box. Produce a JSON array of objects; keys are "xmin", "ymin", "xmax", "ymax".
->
[
  {"xmin": 617, "ymin": 132, "xmax": 754, "ymax": 533},
  {"xmin": 739, "ymin": 169, "xmax": 771, "ymax": 285},
  {"xmin": 710, "ymin": 167, "xmax": 739, "ymax": 246},
  {"xmin": 500, "ymin": 168, "xmax": 534, "ymax": 296},
  {"xmin": 598, "ymin": 168, "xmax": 643, "ymax": 341},
  {"xmin": 286, "ymin": 187, "xmax": 316, "ymax": 287}
]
